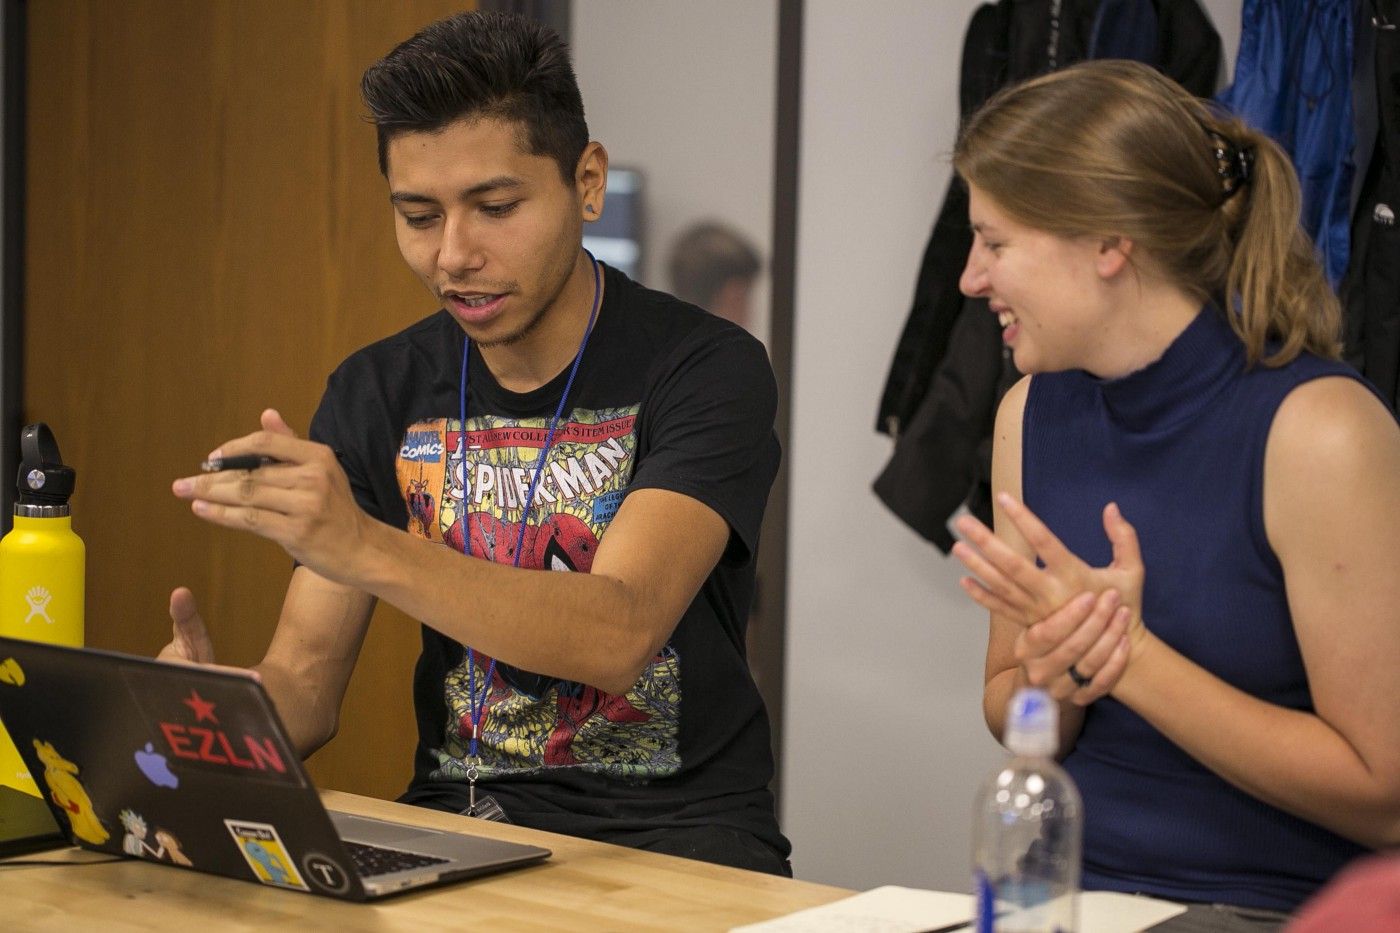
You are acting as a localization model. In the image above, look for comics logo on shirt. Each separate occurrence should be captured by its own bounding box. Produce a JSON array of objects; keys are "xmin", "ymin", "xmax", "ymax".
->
[{"xmin": 395, "ymin": 409, "xmax": 682, "ymax": 781}]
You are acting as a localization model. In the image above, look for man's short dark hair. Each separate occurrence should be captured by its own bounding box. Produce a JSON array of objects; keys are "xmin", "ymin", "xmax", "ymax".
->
[{"xmin": 361, "ymin": 11, "xmax": 588, "ymax": 183}]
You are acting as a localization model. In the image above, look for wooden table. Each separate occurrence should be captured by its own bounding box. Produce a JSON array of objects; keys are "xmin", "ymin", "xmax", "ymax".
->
[{"xmin": 0, "ymin": 790, "xmax": 852, "ymax": 931}]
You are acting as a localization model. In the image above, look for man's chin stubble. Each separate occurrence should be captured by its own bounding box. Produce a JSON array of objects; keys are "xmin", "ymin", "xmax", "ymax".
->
[{"xmin": 473, "ymin": 303, "xmax": 549, "ymax": 349}]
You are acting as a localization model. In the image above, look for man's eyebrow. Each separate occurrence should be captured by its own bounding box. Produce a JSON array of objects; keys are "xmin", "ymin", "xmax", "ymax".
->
[{"xmin": 389, "ymin": 176, "xmax": 525, "ymax": 205}]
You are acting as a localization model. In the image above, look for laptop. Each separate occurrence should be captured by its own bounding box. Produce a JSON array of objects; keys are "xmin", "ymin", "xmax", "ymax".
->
[{"xmin": 0, "ymin": 635, "xmax": 550, "ymax": 899}]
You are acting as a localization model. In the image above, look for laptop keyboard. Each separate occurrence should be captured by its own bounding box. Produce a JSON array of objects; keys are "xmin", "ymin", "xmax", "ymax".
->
[{"xmin": 343, "ymin": 839, "xmax": 450, "ymax": 878}]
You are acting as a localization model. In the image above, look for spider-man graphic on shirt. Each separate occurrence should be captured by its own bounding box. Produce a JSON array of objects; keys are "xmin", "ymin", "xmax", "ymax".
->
[{"xmin": 395, "ymin": 408, "xmax": 681, "ymax": 782}]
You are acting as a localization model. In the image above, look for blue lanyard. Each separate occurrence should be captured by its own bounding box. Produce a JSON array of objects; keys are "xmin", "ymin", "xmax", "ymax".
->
[{"xmin": 458, "ymin": 252, "xmax": 601, "ymax": 760}]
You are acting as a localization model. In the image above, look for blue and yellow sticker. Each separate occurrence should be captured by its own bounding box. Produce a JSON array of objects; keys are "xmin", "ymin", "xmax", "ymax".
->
[{"xmin": 225, "ymin": 819, "xmax": 307, "ymax": 891}]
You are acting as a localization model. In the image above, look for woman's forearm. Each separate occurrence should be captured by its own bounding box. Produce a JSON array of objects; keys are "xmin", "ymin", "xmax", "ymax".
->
[{"xmin": 1113, "ymin": 631, "xmax": 1399, "ymax": 848}]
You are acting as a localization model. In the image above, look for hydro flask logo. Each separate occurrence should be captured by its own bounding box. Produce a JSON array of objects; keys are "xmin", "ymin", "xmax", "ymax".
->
[{"xmin": 24, "ymin": 586, "xmax": 53, "ymax": 624}]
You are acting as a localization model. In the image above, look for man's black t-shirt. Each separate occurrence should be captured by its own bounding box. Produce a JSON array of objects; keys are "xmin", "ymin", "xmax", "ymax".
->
[{"xmin": 308, "ymin": 263, "xmax": 787, "ymax": 860}]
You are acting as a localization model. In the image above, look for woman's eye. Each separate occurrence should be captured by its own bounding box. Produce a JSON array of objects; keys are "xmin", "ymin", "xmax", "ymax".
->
[{"xmin": 402, "ymin": 214, "xmax": 437, "ymax": 229}]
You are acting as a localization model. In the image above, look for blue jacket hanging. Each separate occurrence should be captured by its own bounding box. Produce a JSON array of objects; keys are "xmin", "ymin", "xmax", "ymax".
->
[{"xmin": 1218, "ymin": 0, "xmax": 1355, "ymax": 288}]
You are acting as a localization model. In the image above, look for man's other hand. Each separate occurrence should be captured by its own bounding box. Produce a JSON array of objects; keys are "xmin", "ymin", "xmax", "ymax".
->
[{"xmin": 159, "ymin": 586, "xmax": 216, "ymax": 663}]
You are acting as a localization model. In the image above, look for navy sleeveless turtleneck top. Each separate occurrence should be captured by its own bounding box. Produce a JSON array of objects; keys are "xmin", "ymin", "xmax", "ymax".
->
[{"xmin": 1022, "ymin": 307, "xmax": 1371, "ymax": 911}]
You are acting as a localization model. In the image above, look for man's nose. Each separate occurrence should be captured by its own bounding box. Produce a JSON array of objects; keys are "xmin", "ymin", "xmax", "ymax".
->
[{"xmin": 438, "ymin": 214, "xmax": 486, "ymax": 278}]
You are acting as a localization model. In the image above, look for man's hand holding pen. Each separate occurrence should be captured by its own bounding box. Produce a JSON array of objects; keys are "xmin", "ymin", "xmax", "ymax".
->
[{"xmin": 171, "ymin": 407, "xmax": 371, "ymax": 584}]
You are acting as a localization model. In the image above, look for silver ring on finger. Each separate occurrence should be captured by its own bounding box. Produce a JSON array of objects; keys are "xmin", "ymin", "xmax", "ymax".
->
[{"xmin": 1067, "ymin": 663, "xmax": 1092, "ymax": 688}]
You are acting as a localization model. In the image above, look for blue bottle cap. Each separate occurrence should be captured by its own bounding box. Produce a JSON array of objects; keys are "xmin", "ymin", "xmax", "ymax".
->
[{"xmin": 1005, "ymin": 687, "xmax": 1058, "ymax": 756}]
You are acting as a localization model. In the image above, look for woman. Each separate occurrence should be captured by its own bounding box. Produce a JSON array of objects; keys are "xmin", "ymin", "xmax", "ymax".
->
[{"xmin": 947, "ymin": 60, "xmax": 1400, "ymax": 916}]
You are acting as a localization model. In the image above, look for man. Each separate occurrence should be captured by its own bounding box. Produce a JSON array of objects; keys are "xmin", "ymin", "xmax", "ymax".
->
[
  {"xmin": 164, "ymin": 11, "xmax": 788, "ymax": 875},
  {"xmin": 668, "ymin": 220, "xmax": 763, "ymax": 333}
]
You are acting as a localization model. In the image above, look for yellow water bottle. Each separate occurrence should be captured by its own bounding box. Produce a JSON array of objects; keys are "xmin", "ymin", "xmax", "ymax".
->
[{"xmin": 0, "ymin": 423, "xmax": 83, "ymax": 795}]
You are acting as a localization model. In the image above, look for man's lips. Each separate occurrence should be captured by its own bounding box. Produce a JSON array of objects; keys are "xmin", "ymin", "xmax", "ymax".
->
[{"xmin": 442, "ymin": 292, "xmax": 507, "ymax": 324}]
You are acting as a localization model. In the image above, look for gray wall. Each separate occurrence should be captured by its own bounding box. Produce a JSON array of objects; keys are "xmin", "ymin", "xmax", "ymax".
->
[
  {"xmin": 571, "ymin": 1, "xmax": 776, "ymax": 341},
  {"xmin": 1207, "ymin": 0, "xmax": 1242, "ymax": 79},
  {"xmin": 784, "ymin": 0, "xmax": 1002, "ymax": 891}
]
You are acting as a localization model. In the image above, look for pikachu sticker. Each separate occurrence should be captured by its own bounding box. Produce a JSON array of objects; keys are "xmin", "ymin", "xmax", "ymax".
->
[{"xmin": 33, "ymin": 738, "xmax": 109, "ymax": 845}]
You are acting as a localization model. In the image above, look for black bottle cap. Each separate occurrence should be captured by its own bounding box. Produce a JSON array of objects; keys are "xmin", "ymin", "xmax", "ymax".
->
[{"xmin": 16, "ymin": 423, "xmax": 76, "ymax": 506}]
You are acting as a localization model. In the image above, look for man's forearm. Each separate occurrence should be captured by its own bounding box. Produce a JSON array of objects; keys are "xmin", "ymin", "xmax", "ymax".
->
[
  {"xmin": 253, "ymin": 658, "xmax": 340, "ymax": 757},
  {"xmin": 337, "ymin": 490, "xmax": 728, "ymax": 697},
  {"xmin": 351, "ymin": 520, "xmax": 657, "ymax": 695}
]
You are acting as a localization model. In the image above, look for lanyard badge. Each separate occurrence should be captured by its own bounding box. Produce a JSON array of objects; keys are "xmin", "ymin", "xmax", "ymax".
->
[{"xmin": 455, "ymin": 254, "xmax": 602, "ymax": 821}]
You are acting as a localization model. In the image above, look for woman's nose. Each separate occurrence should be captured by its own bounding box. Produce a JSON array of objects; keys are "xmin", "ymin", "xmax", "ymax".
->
[{"xmin": 960, "ymin": 249, "xmax": 989, "ymax": 298}]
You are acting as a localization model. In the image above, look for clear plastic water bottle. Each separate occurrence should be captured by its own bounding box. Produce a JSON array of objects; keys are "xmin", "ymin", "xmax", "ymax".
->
[{"xmin": 973, "ymin": 687, "xmax": 1082, "ymax": 933}]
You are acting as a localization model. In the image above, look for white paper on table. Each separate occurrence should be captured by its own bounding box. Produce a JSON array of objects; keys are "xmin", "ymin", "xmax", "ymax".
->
[
  {"xmin": 730, "ymin": 886, "xmax": 972, "ymax": 932},
  {"xmin": 731, "ymin": 886, "xmax": 1188, "ymax": 933},
  {"xmin": 1080, "ymin": 891, "xmax": 1188, "ymax": 933}
]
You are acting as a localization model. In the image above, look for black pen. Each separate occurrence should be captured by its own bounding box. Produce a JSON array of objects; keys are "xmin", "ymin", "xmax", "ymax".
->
[{"xmin": 200, "ymin": 455, "xmax": 280, "ymax": 472}]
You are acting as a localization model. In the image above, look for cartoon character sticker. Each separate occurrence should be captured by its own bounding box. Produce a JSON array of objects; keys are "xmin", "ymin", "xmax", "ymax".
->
[
  {"xmin": 225, "ymin": 819, "xmax": 307, "ymax": 890},
  {"xmin": 33, "ymin": 738, "xmax": 109, "ymax": 844},
  {"xmin": 119, "ymin": 808, "xmax": 193, "ymax": 866},
  {"xmin": 119, "ymin": 808, "xmax": 147, "ymax": 856},
  {"xmin": 155, "ymin": 829, "xmax": 194, "ymax": 866}
]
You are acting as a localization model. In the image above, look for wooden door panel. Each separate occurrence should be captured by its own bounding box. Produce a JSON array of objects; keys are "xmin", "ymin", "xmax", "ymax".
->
[{"xmin": 27, "ymin": 0, "xmax": 474, "ymax": 800}]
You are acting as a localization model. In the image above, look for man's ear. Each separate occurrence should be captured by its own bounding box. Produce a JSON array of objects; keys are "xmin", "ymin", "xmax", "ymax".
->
[
  {"xmin": 1095, "ymin": 235, "xmax": 1134, "ymax": 280},
  {"xmin": 576, "ymin": 141, "xmax": 609, "ymax": 221}
]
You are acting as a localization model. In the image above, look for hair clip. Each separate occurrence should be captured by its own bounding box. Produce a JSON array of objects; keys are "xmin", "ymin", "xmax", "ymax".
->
[{"xmin": 1208, "ymin": 129, "xmax": 1255, "ymax": 200}]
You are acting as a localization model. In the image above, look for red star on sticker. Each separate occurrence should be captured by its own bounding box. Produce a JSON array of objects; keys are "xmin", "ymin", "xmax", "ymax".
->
[{"xmin": 182, "ymin": 689, "xmax": 219, "ymax": 724}]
